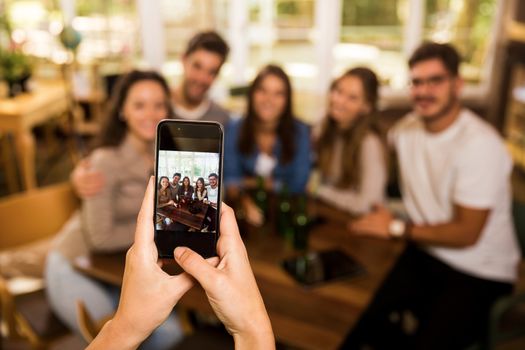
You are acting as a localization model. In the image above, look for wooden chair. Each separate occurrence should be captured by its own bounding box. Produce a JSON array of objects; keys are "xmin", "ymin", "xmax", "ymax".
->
[
  {"xmin": 0, "ymin": 182, "xmax": 79, "ymax": 349},
  {"xmin": 75, "ymin": 300, "xmax": 111, "ymax": 343},
  {"xmin": 483, "ymin": 200, "xmax": 525, "ymax": 349},
  {"xmin": 465, "ymin": 200, "xmax": 525, "ymax": 350}
]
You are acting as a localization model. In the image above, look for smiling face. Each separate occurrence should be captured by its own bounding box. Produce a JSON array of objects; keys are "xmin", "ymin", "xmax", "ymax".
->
[
  {"xmin": 196, "ymin": 179, "xmax": 204, "ymax": 190},
  {"xmin": 183, "ymin": 177, "xmax": 190, "ymax": 187},
  {"xmin": 329, "ymin": 75, "xmax": 371, "ymax": 130},
  {"xmin": 122, "ymin": 80, "xmax": 168, "ymax": 142},
  {"xmin": 182, "ymin": 49, "xmax": 224, "ymax": 106},
  {"xmin": 208, "ymin": 175, "xmax": 217, "ymax": 188},
  {"xmin": 160, "ymin": 177, "xmax": 169, "ymax": 189},
  {"xmin": 252, "ymin": 74, "xmax": 288, "ymax": 125},
  {"xmin": 409, "ymin": 58, "xmax": 462, "ymax": 122}
]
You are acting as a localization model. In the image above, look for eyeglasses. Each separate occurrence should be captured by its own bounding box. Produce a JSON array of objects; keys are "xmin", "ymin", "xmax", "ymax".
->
[{"xmin": 409, "ymin": 74, "xmax": 451, "ymax": 88}]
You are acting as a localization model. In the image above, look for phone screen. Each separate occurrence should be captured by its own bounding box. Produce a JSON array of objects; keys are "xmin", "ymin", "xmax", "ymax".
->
[
  {"xmin": 282, "ymin": 250, "xmax": 365, "ymax": 286},
  {"xmin": 154, "ymin": 120, "xmax": 223, "ymax": 258}
]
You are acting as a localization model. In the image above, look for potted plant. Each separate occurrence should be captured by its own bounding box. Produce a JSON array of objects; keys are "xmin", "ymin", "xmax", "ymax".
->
[
  {"xmin": 0, "ymin": 11, "xmax": 32, "ymax": 97},
  {"xmin": 0, "ymin": 47, "xmax": 32, "ymax": 97}
]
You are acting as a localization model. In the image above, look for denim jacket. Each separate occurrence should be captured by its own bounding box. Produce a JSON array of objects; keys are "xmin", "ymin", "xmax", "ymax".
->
[{"xmin": 224, "ymin": 118, "xmax": 312, "ymax": 194}]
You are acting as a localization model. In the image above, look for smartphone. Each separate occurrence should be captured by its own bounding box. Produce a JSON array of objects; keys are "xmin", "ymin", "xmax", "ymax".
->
[
  {"xmin": 282, "ymin": 250, "xmax": 365, "ymax": 286},
  {"xmin": 154, "ymin": 120, "xmax": 224, "ymax": 259}
]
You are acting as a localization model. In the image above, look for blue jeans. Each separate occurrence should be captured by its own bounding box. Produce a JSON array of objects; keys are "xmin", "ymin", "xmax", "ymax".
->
[{"xmin": 45, "ymin": 251, "xmax": 184, "ymax": 349}]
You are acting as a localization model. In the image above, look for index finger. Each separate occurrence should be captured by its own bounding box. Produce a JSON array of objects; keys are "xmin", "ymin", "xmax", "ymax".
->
[{"xmin": 134, "ymin": 176, "xmax": 156, "ymax": 247}]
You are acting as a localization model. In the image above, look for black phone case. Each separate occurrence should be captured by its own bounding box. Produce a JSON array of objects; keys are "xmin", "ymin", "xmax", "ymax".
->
[{"xmin": 153, "ymin": 120, "xmax": 224, "ymax": 259}]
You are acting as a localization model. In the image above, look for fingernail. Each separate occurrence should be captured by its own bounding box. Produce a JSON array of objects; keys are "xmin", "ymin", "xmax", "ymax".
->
[{"xmin": 174, "ymin": 247, "xmax": 186, "ymax": 259}]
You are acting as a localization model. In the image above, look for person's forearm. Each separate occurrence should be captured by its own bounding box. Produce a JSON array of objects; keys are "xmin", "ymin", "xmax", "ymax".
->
[
  {"xmin": 410, "ymin": 221, "xmax": 480, "ymax": 247},
  {"xmin": 317, "ymin": 185, "xmax": 374, "ymax": 215},
  {"xmin": 87, "ymin": 319, "xmax": 142, "ymax": 350},
  {"xmin": 233, "ymin": 322, "xmax": 275, "ymax": 350}
]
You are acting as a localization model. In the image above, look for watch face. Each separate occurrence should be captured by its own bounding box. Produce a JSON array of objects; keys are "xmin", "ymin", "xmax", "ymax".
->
[{"xmin": 389, "ymin": 219, "xmax": 405, "ymax": 238}]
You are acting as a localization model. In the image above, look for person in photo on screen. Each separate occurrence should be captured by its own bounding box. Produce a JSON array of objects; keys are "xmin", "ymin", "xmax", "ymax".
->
[
  {"xmin": 157, "ymin": 176, "xmax": 176, "ymax": 208},
  {"xmin": 170, "ymin": 172, "xmax": 181, "ymax": 198},
  {"xmin": 206, "ymin": 173, "xmax": 219, "ymax": 207},
  {"xmin": 178, "ymin": 176, "xmax": 194, "ymax": 202},
  {"xmin": 205, "ymin": 173, "xmax": 220, "ymax": 232},
  {"xmin": 195, "ymin": 177, "xmax": 208, "ymax": 202}
]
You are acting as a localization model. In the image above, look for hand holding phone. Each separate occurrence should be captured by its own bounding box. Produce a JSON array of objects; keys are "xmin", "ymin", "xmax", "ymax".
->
[{"xmin": 154, "ymin": 120, "xmax": 224, "ymax": 258}]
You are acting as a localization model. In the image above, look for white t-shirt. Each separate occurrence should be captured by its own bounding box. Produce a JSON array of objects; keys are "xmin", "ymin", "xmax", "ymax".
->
[
  {"xmin": 206, "ymin": 185, "xmax": 219, "ymax": 205},
  {"xmin": 389, "ymin": 109, "xmax": 520, "ymax": 282},
  {"xmin": 254, "ymin": 153, "xmax": 277, "ymax": 177},
  {"xmin": 173, "ymin": 99, "xmax": 211, "ymax": 120}
]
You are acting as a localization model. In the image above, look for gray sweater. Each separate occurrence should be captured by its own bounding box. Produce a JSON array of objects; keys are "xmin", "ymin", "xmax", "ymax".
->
[{"xmin": 52, "ymin": 136, "xmax": 151, "ymax": 261}]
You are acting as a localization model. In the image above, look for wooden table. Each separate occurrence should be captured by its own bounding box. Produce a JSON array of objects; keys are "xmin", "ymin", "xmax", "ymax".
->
[
  {"xmin": 0, "ymin": 81, "xmax": 68, "ymax": 191},
  {"xmin": 74, "ymin": 202, "xmax": 404, "ymax": 350},
  {"xmin": 158, "ymin": 201, "xmax": 210, "ymax": 230}
]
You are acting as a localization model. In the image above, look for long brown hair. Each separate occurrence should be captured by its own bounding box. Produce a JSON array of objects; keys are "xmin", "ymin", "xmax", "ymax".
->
[
  {"xmin": 238, "ymin": 64, "xmax": 296, "ymax": 164},
  {"xmin": 158, "ymin": 176, "xmax": 170, "ymax": 196},
  {"xmin": 196, "ymin": 177, "xmax": 205, "ymax": 195},
  {"xmin": 96, "ymin": 70, "xmax": 174, "ymax": 148},
  {"xmin": 317, "ymin": 67, "xmax": 382, "ymax": 189},
  {"xmin": 182, "ymin": 176, "xmax": 191, "ymax": 190}
]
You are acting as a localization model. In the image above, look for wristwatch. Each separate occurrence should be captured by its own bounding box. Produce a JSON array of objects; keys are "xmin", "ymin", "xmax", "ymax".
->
[{"xmin": 388, "ymin": 219, "xmax": 407, "ymax": 239}]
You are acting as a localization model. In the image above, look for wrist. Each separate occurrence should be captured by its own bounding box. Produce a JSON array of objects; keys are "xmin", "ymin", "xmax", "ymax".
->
[
  {"xmin": 87, "ymin": 318, "xmax": 142, "ymax": 350},
  {"xmin": 107, "ymin": 315, "xmax": 147, "ymax": 350},
  {"xmin": 388, "ymin": 218, "xmax": 412, "ymax": 240},
  {"xmin": 233, "ymin": 325, "xmax": 275, "ymax": 350},
  {"xmin": 233, "ymin": 310, "xmax": 274, "ymax": 350}
]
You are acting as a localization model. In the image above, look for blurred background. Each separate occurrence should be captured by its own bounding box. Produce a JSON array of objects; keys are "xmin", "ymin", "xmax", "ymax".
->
[
  {"xmin": 1, "ymin": 0, "xmax": 524, "ymax": 192},
  {"xmin": 2, "ymin": 0, "xmax": 522, "ymax": 193}
]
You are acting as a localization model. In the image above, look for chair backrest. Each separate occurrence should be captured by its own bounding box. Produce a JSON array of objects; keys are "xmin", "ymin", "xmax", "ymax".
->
[
  {"xmin": 0, "ymin": 182, "xmax": 79, "ymax": 250},
  {"xmin": 0, "ymin": 275, "xmax": 17, "ymax": 336},
  {"xmin": 76, "ymin": 300, "xmax": 97, "ymax": 343},
  {"xmin": 76, "ymin": 300, "xmax": 112, "ymax": 343}
]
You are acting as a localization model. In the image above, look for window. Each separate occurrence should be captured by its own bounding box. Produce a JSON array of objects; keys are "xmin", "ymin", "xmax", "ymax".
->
[
  {"xmin": 423, "ymin": 0, "xmax": 497, "ymax": 84},
  {"xmin": 4, "ymin": 0, "xmax": 66, "ymax": 62},
  {"xmin": 158, "ymin": 151, "xmax": 219, "ymax": 184},
  {"xmin": 334, "ymin": 0, "xmax": 497, "ymax": 89},
  {"xmin": 73, "ymin": 0, "xmax": 137, "ymax": 64},
  {"xmin": 336, "ymin": 0, "xmax": 406, "ymax": 88},
  {"xmin": 3, "ymin": 0, "xmax": 139, "ymax": 65},
  {"xmin": 247, "ymin": 0, "xmax": 317, "ymax": 86}
]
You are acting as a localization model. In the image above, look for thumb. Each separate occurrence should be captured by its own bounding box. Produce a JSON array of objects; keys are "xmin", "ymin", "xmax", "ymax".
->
[{"xmin": 174, "ymin": 247, "xmax": 216, "ymax": 289}]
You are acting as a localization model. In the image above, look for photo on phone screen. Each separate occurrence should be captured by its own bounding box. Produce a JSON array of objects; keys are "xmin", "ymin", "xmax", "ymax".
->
[{"xmin": 154, "ymin": 120, "xmax": 223, "ymax": 259}]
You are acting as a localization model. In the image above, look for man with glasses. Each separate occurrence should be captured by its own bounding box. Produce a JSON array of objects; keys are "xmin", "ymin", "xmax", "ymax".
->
[
  {"xmin": 340, "ymin": 42, "xmax": 520, "ymax": 349},
  {"xmin": 206, "ymin": 173, "xmax": 219, "ymax": 207},
  {"xmin": 204, "ymin": 173, "xmax": 219, "ymax": 232}
]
